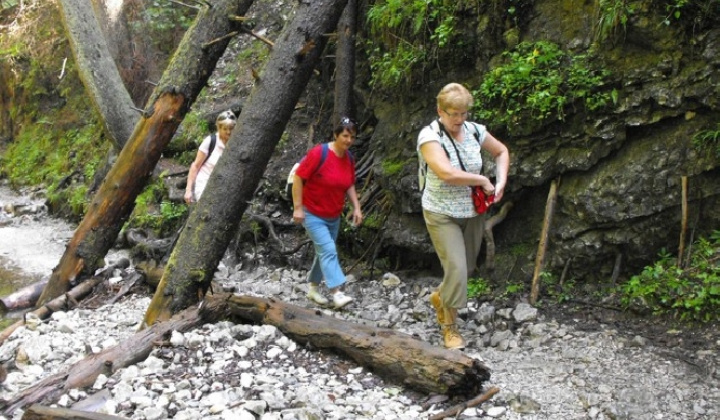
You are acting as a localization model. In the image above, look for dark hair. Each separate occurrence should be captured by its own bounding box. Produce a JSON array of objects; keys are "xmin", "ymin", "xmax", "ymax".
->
[{"xmin": 333, "ymin": 116, "xmax": 357, "ymax": 136}]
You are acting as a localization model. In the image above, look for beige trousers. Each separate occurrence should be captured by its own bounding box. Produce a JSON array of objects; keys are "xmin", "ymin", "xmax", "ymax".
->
[{"xmin": 423, "ymin": 209, "xmax": 486, "ymax": 309}]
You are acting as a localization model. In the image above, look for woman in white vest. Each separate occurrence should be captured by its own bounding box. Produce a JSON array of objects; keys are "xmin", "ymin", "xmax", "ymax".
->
[
  {"xmin": 417, "ymin": 83, "xmax": 510, "ymax": 349},
  {"xmin": 184, "ymin": 110, "xmax": 236, "ymax": 203}
]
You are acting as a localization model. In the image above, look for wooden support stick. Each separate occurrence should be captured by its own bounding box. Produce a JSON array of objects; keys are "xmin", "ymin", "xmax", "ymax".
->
[
  {"xmin": 428, "ymin": 387, "xmax": 500, "ymax": 420},
  {"xmin": 678, "ymin": 175, "xmax": 688, "ymax": 267},
  {"xmin": 531, "ymin": 177, "xmax": 559, "ymax": 305}
]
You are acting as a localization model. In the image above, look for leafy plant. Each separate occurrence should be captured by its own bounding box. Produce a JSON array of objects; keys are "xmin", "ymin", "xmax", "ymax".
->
[
  {"xmin": 541, "ymin": 271, "xmax": 574, "ymax": 303},
  {"xmin": 692, "ymin": 123, "xmax": 720, "ymax": 160},
  {"xmin": 474, "ymin": 41, "xmax": 613, "ymax": 135},
  {"xmin": 365, "ymin": 0, "xmax": 475, "ymax": 91},
  {"xmin": 128, "ymin": 178, "xmax": 188, "ymax": 237},
  {"xmin": 468, "ymin": 276, "xmax": 491, "ymax": 298},
  {"xmin": 594, "ymin": 0, "xmax": 635, "ymax": 43},
  {"xmin": 620, "ymin": 232, "xmax": 720, "ymax": 322}
]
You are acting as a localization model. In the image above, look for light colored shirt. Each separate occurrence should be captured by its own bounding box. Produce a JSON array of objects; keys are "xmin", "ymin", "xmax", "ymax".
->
[
  {"xmin": 194, "ymin": 133, "xmax": 226, "ymax": 199},
  {"xmin": 417, "ymin": 121, "xmax": 486, "ymax": 218}
]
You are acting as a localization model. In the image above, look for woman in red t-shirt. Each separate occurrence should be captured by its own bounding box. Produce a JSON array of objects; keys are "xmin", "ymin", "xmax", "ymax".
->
[{"xmin": 291, "ymin": 117, "xmax": 363, "ymax": 308}]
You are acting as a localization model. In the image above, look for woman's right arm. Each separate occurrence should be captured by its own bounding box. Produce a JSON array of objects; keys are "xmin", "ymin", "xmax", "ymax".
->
[
  {"xmin": 184, "ymin": 151, "xmax": 207, "ymax": 203},
  {"xmin": 291, "ymin": 174, "xmax": 305, "ymax": 224}
]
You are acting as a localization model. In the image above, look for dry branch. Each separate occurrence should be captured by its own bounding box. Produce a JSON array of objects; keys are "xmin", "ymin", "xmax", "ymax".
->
[
  {"xmin": 1, "ymin": 302, "xmax": 219, "ymax": 417},
  {"xmin": 428, "ymin": 386, "xmax": 500, "ymax": 420},
  {"xmin": 0, "ymin": 278, "xmax": 102, "ymax": 347}
]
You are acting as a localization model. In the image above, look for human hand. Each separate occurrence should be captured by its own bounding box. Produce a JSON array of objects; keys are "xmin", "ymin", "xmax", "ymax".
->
[
  {"xmin": 184, "ymin": 190, "xmax": 194, "ymax": 204},
  {"xmin": 351, "ymin": 208, "xmax": 363, "ymax": 227},
  {"xmin": 292, "ymin": 208, "xmax": 305, "ymax": 224}
]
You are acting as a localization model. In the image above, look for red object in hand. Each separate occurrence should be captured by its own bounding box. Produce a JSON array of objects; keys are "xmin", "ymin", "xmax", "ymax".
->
[{"xmin": 471, "ymin": 186, "xmax": 495, "ymax": 214}]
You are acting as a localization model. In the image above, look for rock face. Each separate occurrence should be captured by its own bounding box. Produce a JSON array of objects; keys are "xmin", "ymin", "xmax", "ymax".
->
[{"xmin": 370, "ymin": 2, "xmax": 720, "ymax": 282}]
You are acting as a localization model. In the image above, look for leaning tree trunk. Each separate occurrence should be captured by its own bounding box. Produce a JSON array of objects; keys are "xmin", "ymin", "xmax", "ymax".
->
[
  {"xmin": 142, "ymin": 0, "xmax": 350, "ymax": 327},
  {"xmin": 58, "ymin": 0, "xmax": 137, "ymax": 150},
  {"xmin": 58, "ymin": 0, "xmax": 139, "ymax": 195},
  {"xmin": 332, "ymin": 0, "xmax": 357, "ymax": 123},
  {"xmin": 36, "ymin": 0, "xmax": 257, "ymax": 307}
]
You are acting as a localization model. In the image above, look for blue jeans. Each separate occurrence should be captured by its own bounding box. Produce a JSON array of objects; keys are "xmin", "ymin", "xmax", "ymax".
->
[{"xmin": 303, "ymin": 210, "xmax": 345, "ymax": 289}]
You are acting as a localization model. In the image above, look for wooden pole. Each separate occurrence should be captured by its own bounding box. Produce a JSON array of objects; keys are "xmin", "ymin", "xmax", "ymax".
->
[
  {"xmin": 678, "ymin": 176, "xmax": 688, "ymax": 267},
  {"xmin": 530, "ymin": 177, "xmax": 559, "ymax": 305}
]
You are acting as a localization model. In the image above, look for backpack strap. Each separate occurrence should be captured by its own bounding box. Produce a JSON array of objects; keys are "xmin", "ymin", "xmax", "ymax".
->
[{"xmin": 201, "ymin": 133, "xmax": 217, "ymax": 167}]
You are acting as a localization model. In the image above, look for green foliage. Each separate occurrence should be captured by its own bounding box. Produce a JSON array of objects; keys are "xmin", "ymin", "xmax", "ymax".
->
[
  {"xmin": 540, "ymin": 271, "xmax": 574, "ymax": 303},
  {"xmin": 692, "ymin": 123, "xmax": 720, "ymax": 159},
  {"xmin": 365, "ymin": 0, "xmax": 477, "ymax": 91},
  {"xmin": 128, "ymin": 178, "xmax": 188, "ymax": 237},
  {"xmin": 620, "ymin": 232, "xmax": 720, "ymax": 322},
  {"xmin": 474, "ymin": 41, "xmax": 613, "ymax": 135},
  {"xmin": 381, "ymin": 159, "xmax": 405, "ymax": 176},
  {"xmin": 167, "ymin": 111, "xmax": 210, "ymax": 165},
  {"xmin": 135, "ymin": 1, "xmax": 194, "ymax": 55},
  {"xmin": 504, "ymin": 281, "xmax": 525, "ymax": 296},
  {"xmin": 467, "ymin": 276, "xmax": 491, "ymax": 298},
  {"xmin": 594, "ymin": 0, "xmax": 635, "ymax": 43},
  {"xmin": 1, "ymin": 120, "xmax": 105, "ymax": 218},
  {"xmin": 660, "ymin": 0, "xmax": 720, "ymax": 30}
]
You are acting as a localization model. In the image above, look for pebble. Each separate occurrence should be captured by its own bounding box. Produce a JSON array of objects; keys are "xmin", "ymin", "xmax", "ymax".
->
[{"xmin": 0, "ymin": 189, "xmax": 718, "ymax": 419}]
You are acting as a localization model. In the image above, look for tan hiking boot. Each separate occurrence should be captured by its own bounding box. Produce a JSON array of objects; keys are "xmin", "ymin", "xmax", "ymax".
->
[
  {"xmin": 442, "ymin": 324, "xmax": 466, "ymax": 350},
  {"xmin": 429, "ymin": 291, "xmax": 445, "ymax": 325}
]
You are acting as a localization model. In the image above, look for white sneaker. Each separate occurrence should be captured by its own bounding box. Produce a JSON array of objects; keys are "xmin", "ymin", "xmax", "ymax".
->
[
  {"xmin": 332, "ymin": 291, "xmax": 353, "ymax": 309},
  {"xmin": 307, "ymin": 285, "xmax": 329, "ymax": 305}
]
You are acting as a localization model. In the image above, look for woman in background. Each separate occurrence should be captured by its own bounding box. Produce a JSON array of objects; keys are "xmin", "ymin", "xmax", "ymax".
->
[
  {"xmin": 184, "ymin": 110, "xmax": 236, "ymax": 203},
  {"xmin": 292, "ymin": 117, "xmax": 363, "ymax": 309}
]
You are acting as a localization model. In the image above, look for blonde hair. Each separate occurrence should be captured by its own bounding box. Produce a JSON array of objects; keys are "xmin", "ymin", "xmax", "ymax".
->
[{"xmin": 436, "ymin": 83, "xmax": 473, "ymax": 110}]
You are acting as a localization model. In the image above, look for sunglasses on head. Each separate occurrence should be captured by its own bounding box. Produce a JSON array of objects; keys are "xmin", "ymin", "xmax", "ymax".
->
[{"xmin": 218, "ymin": 111, "xmax": 236, "ymax": 122}]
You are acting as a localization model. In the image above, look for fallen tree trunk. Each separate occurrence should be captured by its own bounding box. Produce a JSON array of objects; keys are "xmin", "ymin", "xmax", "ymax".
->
[
  {"xmin": 0, "ymin": 301, "xmax": 220, "ymax": 417},
  {"xmin": 36, "ymin": 0, "xmax": 256, "ymax": 307},
  {"xmin": 21, "ymin": 404, "xmax": 126, "ymax": 420},
  {"xmin": 211, "ymin": 293, "xmax": 491, "ymax": 396},
  {"xmin": 0, "ymin": 278, "xmax": 102, "ymax": 347},
  {"xmin": 0, "ymin": 279, "xmax": 47, "ymax": 314}
]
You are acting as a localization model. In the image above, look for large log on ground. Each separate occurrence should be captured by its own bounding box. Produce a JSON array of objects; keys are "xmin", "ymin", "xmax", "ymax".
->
[
  {"xmin": 36, "ymin": 0, "xmax": 256, "ymax": 307},
  {"xmin": 143, "ymin": 0, "xmax": 351, "ymax": 327},
  {"xmin": 0, "ymin": 301, "xmax": 220, "ymax": 417},
  {"xmin": 21, "ymin": 404, "xmax": 126, "ymax": 420},
  {"xmin": 210, "ymin": 293, "xmax": 491, "ymax": 396}
]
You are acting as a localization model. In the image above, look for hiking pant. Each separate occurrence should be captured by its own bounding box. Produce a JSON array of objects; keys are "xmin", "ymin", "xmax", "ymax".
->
[{"xmin": 423, "ymin": 209, "xmax": 486, "ymax": 309}]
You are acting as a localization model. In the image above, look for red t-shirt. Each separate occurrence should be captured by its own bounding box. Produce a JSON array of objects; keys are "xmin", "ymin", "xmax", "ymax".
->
[{"xmin": 296, "ymin": 144, "xmax": 355, "ymax": 218}]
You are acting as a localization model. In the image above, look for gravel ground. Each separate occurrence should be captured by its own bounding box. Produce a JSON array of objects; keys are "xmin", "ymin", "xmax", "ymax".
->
[{"xmin": 0, "ymin": 184, "xmax": 718, "ymax": 420}]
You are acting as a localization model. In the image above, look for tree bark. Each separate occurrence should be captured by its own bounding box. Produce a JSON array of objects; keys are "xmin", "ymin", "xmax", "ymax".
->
[
  {"xmin": 214, "ymin": 293, "xmax": 491, "ymax": 396},
  {"xmin": 333, "ymin": 0, "xmax": 357, "ymax": 123},
  {"xmin": 0, "ymin": 302, "xmax": 218, "ymax": 417},
  {"xmin": 0, "ymin": 279, "xmax": 47, "ymax": 314},
  {"xmin": 36, "ymin": 0, "xmax": 256, "ymax": 307},
  {"xmin": 143, "ymin": 0, "xmax": 350, "ymax": 326},
  {"xmin": 58, "ymin": 0, "xmax": 137, "ymax": 150}
]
